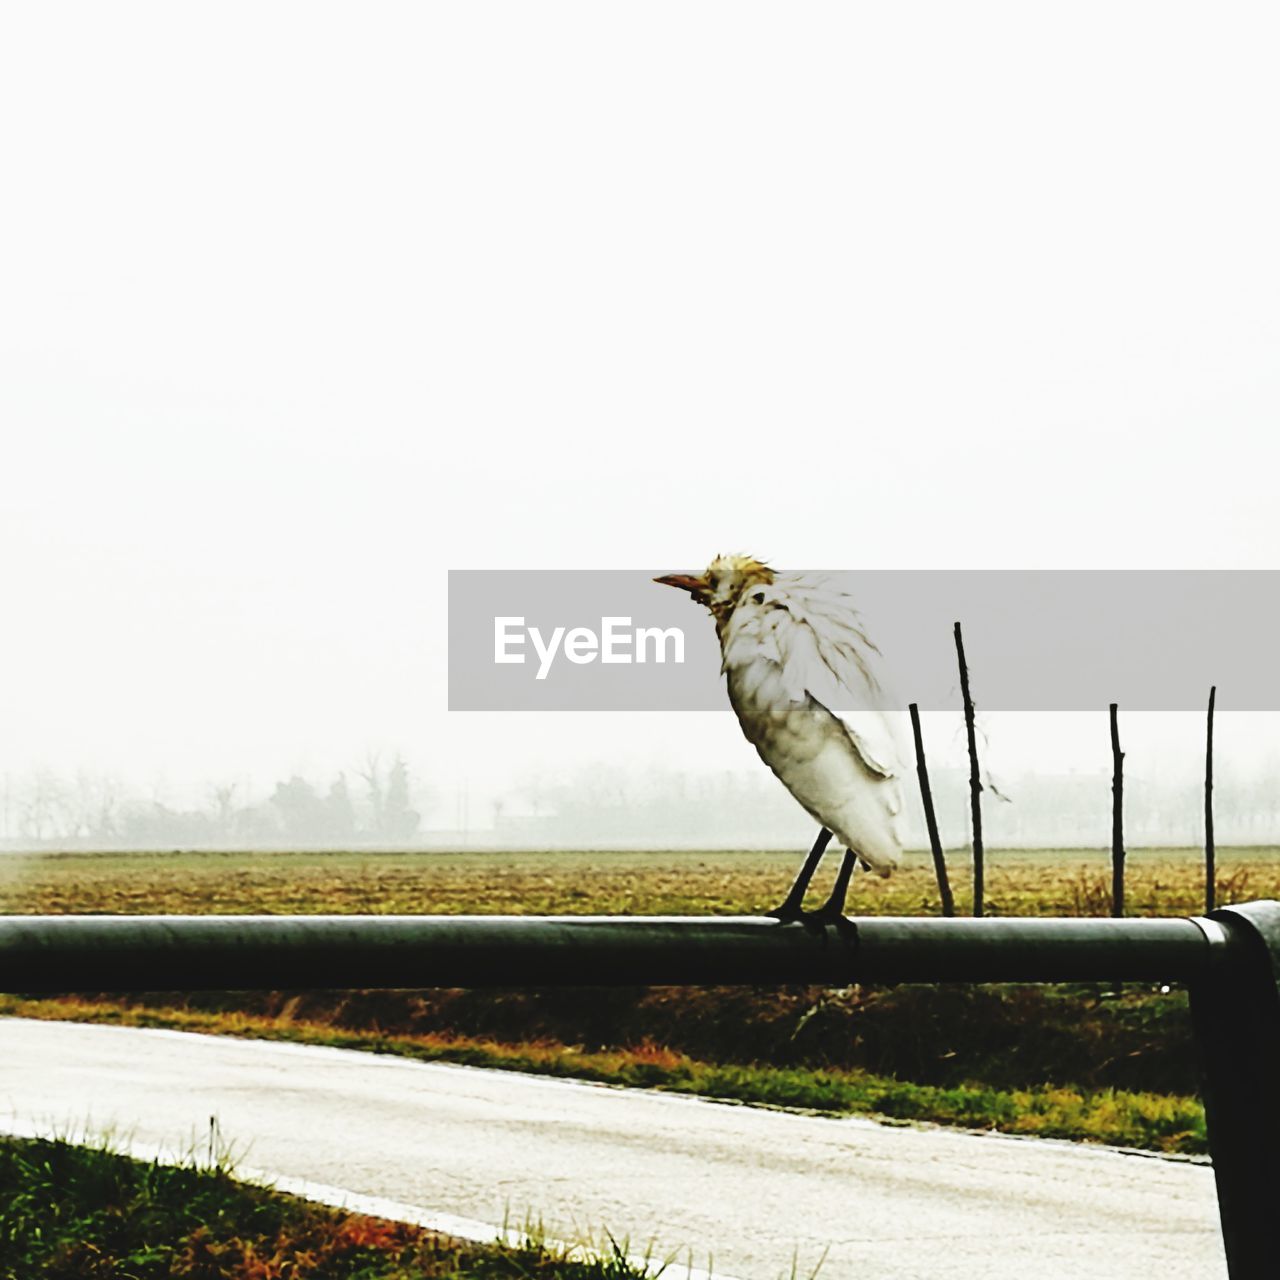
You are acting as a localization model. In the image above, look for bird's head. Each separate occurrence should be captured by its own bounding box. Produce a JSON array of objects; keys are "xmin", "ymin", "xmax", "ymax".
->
[{"xmin": 654, "ymin": 554, "xmax": 775, "ymax": 624}]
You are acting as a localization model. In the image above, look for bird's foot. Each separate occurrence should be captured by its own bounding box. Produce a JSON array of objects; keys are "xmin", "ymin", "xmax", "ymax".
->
[
  {"xmin": 798, "ymin": 901, "xmax": 857, "ymax": 938},
  {"xmin": 765, "ymin": 896, "xmax": 808, "ymax": 925},
  {"xmin": 767, "ymin": 828, "xmax": 835, "ymax": 926},
  {"xmin": 767, "ymin": 898, "xmax": 849, "ymax": 936},
  {"xmin": 801, "ymin": 850, "xmax": 859, "ymax": 937}
]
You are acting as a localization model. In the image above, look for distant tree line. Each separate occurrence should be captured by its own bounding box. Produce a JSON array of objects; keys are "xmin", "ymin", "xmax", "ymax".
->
[
  {"xmin": 4, "ymin": 753, "xmax": 1277, "ymax": 851},
  {"xmin": 1, "ymin": 753, "xmax": 423, "ymax": 848}
]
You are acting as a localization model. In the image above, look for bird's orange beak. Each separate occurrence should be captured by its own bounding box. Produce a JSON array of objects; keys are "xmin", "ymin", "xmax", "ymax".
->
[{"xmin": 654, "ymin": 572, "xmax": 710, "ymax": 600}]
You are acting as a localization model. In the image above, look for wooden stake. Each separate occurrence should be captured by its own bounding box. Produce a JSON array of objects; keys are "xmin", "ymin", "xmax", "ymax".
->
[
  {"xmin": 954, "ymin": 621, "xmax": 984, "ymax": 918},
  {"xmin": 1110, "ymin": 703, "xmax": 1125, "ymax": 918},
  {"xmin": 1206, "ymin": 685, "xmax": 1217, "ymax": 913},
  {"xmin": 910, "ymin": 702, "xmax": 955, "ymax": 917}
]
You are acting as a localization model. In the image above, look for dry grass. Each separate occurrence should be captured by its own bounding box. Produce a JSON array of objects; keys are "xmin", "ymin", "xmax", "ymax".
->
[{"xmin": 1, "ymin": 845, "xmax": 1276, "ymax": 918}]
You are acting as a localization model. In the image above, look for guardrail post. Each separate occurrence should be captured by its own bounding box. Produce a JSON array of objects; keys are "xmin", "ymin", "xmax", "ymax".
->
[{"xmin": 1190, "ymin": 901, "xmax": 1280, "ymax": 1278}]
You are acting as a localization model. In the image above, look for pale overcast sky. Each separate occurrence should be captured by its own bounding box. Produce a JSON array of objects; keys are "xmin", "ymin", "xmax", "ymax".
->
[{"xmin": 1, "ymin": 4, "xmax": 1277, "ymax": 816}]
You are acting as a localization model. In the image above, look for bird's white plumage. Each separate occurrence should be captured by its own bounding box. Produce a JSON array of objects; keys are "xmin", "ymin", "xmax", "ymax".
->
[{"xmin": 717, "ymin": 571, "xmax": 907, "ymax": 874}]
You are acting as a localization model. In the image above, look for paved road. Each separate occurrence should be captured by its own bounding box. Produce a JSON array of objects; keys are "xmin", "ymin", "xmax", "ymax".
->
[{"xmin": 0, "ymin": 1018, "xmax": 1224, "ymax": 1280}]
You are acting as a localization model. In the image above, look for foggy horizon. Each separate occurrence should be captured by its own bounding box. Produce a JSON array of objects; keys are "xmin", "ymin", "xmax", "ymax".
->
[
  {"xmin": 4, "ymin": 6, "xmax": 1278, "ymax": 855},
  {"xmin": 5, "ymin": 709, "xmax": 1277, "ymax": 851}
]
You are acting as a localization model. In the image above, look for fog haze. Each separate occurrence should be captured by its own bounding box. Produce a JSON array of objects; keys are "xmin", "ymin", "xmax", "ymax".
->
[{"xmin": 3, "ymin": 4, "xmax": 1277, "ymax": 849}]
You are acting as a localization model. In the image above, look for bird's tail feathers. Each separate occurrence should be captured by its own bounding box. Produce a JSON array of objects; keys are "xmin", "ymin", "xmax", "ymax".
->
[{"xmin": 854, "ymin": 846, "xmax": 899, "ymax": 878}]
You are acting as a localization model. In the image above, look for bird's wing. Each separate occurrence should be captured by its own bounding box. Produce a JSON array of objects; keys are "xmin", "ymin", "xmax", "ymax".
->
[{"xmin": 722, "ymin": 574, "xmax": 907, "ymax": 781}]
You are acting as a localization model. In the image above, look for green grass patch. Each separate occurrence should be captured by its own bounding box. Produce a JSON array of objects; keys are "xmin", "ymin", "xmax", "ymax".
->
[
  {"xmin": 0, "ymin": 995, "xmax": 1207, "ymax": 1156},
  {"xmin": 0, "ymin": 1135, "xmax": 665, "ymax": 1279}
]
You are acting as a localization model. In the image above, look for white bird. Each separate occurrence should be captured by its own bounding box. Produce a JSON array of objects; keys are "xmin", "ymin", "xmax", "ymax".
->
[{"xmin": 656, "ymin": 554, "xmax": 907, "ymax": 923}]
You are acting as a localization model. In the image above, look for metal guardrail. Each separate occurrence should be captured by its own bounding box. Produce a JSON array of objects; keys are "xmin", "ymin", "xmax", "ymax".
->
[
  {"xmin": 0, "ymin": 911, "xmax": 1223, "ymax": 989},
  {"xmin": 2, "ymin": 902, "xmax": 1278, "ymax": 1277}
]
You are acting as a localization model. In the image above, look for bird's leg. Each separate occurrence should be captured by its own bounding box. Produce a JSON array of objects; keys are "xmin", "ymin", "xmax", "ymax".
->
[
  {"xmin": 807, "ymin": 848, "xmax": 859, "ymax": 929},
  {"xmin": 767, "ymin": 827, "xmax": 833, "ymax": 922}
]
